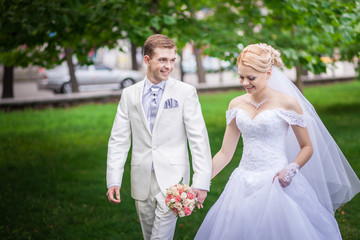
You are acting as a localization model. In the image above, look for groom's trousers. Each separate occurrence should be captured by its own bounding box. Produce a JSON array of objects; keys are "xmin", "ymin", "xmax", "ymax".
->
[{"xmin": 135, "ymin": 171, "xmax": 177, "ymax": 240}]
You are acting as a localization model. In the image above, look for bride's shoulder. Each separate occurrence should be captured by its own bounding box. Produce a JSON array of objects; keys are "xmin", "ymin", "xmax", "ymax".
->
[
  {"xmin": 272, "ymin": 91, "xmax": 303, "ymax": 114},
  {"xmin": 228, "ymin": 94, "xmax": 248, "ymax": 110}
]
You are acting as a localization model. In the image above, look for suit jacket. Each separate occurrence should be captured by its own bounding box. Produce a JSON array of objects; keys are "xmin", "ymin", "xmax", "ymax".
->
[{"xmin": 107, "ymin": 77, "xmax": 212, "ymax": 200}]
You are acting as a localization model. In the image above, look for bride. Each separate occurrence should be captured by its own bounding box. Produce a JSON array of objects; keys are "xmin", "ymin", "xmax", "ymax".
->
[{"xmin": 195, "ymin": 43, "xmax": 360, "ymax": 239}]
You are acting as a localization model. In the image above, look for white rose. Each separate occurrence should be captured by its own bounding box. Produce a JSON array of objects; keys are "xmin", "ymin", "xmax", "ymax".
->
[
  {"xmin": 174, "ymin": 202, "xmax": 182, "ymax": 210},
  {"xmin": 183, "ymin": 184, "xmax": 191, "ymax": 192},
  {"xmin": 181, "ymin": 192, "xmax": 187, "ymax": 199},
  {"xmin": 178, "ymin": 210, "xmax": 185, "ymax": 217}
]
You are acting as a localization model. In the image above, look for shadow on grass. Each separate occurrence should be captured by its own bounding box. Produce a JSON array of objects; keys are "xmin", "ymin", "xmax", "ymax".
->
[{"xmin": 317, "ymin": 103, "xmax": 360, "ymax": 114}]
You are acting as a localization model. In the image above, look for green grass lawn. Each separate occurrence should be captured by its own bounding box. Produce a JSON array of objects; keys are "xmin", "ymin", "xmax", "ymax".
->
[{"xmin": 1, "ymin": 81, "xmax": 359, "ymax": 240}]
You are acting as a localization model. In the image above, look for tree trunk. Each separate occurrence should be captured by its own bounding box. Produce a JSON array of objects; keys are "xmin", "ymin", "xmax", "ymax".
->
[
  {"xmin": 65, "ymin": 47, "xmax": 79, "ymax": 93},
  {"xmin": 150, "ymin": 0, "xmax": 161, "ymax": 34},
  {"xmin": 219, "ymin": 67, "xmax": 223, "ymax": 84},
  {"xmin": 194, "ymin": 46, "xmax": 206, "ymax": 83},
  {"xmin": 150, "ymin": 0, "xmax": 159, "ymax": 14},
  {"xmin": 131, "ymin": 43, "xmax": 138, "ymax": 70},
  {"xmin": 295, "ymin": 63, "xmax": 303, "ymax": 93},
  {"xmin": 179, "ymin": 50, "xmax": 185, "ymax": 82},
  {"xmin": 2, "ymin": 65, "xmax": 14, "ymax": 99}
]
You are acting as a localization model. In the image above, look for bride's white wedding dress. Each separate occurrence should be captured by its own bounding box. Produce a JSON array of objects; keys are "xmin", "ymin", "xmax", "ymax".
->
[{"xmin": 195, "ymin": 108, "xmax": 342, "ymax": 240}]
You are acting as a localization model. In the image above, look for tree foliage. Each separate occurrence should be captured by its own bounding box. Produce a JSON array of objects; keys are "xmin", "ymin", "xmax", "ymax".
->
[
  {"xmin": 1, "ymin": 0, "xmax": 360, "ymax": 97},
  {"xmin": 336, "ymin": 1, "xmax": 360, "ymax": 78},
  {"xmin": 197, "ymin": 0, "xmax": 360, "ymax": 90},
  {"xmin": 0, "ymin": 0, "xmax": 57, "ymax": 98}
]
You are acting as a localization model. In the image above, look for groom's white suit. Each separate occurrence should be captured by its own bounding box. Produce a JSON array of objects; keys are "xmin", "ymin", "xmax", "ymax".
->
[{"xmin": 107, "ymin": 76, "xmax": 212, "ymax": 238}]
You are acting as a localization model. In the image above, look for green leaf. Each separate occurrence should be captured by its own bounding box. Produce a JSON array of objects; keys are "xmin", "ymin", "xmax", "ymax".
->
[
  {"xmin": 163, "ymin": 15, "xmax": 177, "ymax": 25},
  {"xmin": 150, "ymin": 16, "xmax": 161, "ymax": 31}
]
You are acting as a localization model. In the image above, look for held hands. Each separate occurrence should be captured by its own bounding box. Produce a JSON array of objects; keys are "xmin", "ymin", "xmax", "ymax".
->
[
  {"xmin": 192, "ymin": 189, "xmax": 207, "ymax": 209},
  {"xmin": 273, "ymin": 162, "xmax": 299, "ymax": 188},
  {"xmin": 106, "ymin": 186, "xmax": 121, "ymax": 204}
]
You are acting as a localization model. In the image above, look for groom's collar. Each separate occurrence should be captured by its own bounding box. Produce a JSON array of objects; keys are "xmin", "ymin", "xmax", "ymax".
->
[{"xmin": 144, "ymin": 77, "xmax": 166, "ymax": 92}]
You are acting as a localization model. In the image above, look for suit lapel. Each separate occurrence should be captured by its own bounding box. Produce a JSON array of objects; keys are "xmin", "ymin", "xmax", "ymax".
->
[{"xmin": 135, "ymin": 79, "xmax": 152, "ymax": 135}]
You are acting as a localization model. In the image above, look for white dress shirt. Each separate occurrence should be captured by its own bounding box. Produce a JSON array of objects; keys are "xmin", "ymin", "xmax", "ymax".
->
[{"xmin": 142, "ymin": 78, "xmax": 166, "ymax": 128}]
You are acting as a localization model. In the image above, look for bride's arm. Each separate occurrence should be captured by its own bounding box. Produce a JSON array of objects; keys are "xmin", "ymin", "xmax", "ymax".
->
[
  {"xmin": 291, "ymin": 125, "xmax": 313, "ymax": 168},
  {"xmin": 274, "ymin": 96, "xmax": 313, "ymax": 187},
  {"xmin": 287, "ymin": 96, "xmax": 313, "ymax": 168},
  {"xmin": 211, "ymin": 120, "xmax": 241, "ymax": 179},
  {"xmin": 274, "ymin": 125, "xmax": 313, "ymax": 188}
]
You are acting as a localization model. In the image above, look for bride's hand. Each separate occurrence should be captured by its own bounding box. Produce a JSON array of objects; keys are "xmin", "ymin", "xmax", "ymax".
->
[
  {"xmin": 192, "ymin": 189, "xmax": 207, "ymax": 209},
  {"xmin": 272, "ymin": 162, "xmax": 299, "ymax": 188}
]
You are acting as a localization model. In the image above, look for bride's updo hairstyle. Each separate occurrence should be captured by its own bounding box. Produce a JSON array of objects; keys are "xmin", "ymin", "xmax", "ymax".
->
[{"xmin": 236, "ymin": 43, "xmax": 284, "ymax": 73}]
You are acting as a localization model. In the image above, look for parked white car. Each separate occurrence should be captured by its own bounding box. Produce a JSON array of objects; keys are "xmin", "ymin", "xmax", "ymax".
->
[{"xmin": 38, "ymin": 64, "xmax": 143, "ymax": 94}]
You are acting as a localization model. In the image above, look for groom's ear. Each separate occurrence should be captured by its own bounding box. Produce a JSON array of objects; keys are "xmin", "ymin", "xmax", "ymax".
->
[{"xmin": 144, "ymin": 55, "xmax": 151, "ymax": 66}]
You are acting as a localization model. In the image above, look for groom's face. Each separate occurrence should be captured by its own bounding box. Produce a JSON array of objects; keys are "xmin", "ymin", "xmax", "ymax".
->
[{"xmin": 144, "ymin": 47, "xmax": 176, "ymax": 84}]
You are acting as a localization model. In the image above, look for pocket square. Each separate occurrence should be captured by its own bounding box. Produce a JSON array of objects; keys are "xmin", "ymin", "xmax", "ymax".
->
[{"xmin": 164, "ymin": 98, "xmax": 179, "ymax": 109}]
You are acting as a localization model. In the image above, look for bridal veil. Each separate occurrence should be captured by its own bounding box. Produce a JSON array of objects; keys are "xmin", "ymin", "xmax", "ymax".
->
[{"xmin": 268, "ymin": 66, "xmax": 360, "ymax": 213}]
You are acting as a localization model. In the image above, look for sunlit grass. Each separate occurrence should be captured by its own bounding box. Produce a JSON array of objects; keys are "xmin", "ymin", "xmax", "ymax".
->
[{"xmin": 0, "ymin": 81, "xmax": 359, "ymax": 239}]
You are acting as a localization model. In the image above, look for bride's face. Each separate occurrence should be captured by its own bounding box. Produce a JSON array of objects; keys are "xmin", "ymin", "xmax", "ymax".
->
[{"xmin": 238, "ymin": 64, "xmax": 270, "ymax": 94}]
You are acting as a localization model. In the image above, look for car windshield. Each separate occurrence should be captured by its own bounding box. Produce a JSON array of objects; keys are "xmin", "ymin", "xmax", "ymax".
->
[
  {"xmin": 94, "ymin": 65, "xmax": 112, "ymax": 71},
  {"xmin": 76, "ymin": 65, "xmax": 89, "ymax": 70}
]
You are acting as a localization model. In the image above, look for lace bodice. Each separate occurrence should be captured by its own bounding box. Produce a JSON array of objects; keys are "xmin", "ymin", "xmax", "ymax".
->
[{"xmin": 226, "ymin": 108, "xmax": 306, "ymax": 172}]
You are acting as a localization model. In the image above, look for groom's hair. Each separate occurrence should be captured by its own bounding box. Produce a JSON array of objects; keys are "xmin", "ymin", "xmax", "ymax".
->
[{"xmin": 143, "ymin": 34, "xmax": 176, "ymax": 58}]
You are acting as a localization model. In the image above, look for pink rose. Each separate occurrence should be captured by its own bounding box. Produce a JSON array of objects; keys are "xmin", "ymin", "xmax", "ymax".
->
[
  {"xmin": 179, "ymin": 188, "xmax": 183, "ymax": 194},
  {"xmin": 187, "ymin": 192, "xmax": 194, "ymax": 199},
  {"xmin": 175, "ymin": 195, "xmax": 181, "ymax": 203},
  {"xmin": 183, "ymin": 206, "xmax": 192, "ymax": 216},
  {"xmin": 165, "ymin": 195, "xmax": 173, "ymax": 204}
]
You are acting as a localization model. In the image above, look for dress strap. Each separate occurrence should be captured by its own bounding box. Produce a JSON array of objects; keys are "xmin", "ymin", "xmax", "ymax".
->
[
  {"xmin": 275, "ymin": 109, "xmax": 307, "ymax": 127},
  {"xmin": 226, "ymin": 108, "xmax": 238, "ymax": 125}
]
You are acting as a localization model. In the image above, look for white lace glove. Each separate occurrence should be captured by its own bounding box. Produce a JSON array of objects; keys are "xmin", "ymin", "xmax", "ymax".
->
[{"xmin": 273, "ymin": 162, "xmax": 299, "ymax": 188}]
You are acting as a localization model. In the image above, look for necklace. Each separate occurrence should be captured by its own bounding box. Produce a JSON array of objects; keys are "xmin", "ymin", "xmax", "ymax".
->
[{"xmin": 251, "ymin": 90, "xmax": 271, "ymax": 110}]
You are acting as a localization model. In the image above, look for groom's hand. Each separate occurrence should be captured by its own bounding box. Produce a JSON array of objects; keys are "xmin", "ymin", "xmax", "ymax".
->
[
  {"xmin": 192, "ymin": 189, "xmax": 207, "ymax": 209},
  {"xmin": 106, "ymin": 186, "xmax": 121, "ymax": 204}
]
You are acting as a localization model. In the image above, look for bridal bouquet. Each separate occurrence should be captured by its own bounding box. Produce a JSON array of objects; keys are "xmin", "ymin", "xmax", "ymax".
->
[{"xmin": 165, "ymin": 178, "xmax": 197, "ymax": 217}]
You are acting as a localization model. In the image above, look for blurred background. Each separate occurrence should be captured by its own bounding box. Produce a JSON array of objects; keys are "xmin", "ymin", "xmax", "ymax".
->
[{"xmin": 1, "ymin": 0, "xmax": 359, "ymax": 100}]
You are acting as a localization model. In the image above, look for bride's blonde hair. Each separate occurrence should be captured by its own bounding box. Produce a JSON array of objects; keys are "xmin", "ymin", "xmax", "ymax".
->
[{"xmin": 236, "ymin": 43, "xmax": 284, "ymax": 73}]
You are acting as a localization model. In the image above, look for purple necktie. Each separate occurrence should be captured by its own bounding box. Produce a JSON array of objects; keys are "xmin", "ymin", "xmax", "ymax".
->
[{"xmin": 149, "ymin": 85, "xmax": 160, "ymax": 132}]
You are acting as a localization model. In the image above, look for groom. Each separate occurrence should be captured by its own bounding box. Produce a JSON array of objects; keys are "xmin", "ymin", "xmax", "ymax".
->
[{"xmin": 106, "ymin": 34, "xmax": 212, "ymax": 240}]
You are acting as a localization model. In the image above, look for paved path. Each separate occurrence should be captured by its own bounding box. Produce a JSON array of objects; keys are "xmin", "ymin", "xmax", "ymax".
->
[
  {"xmin": 0, "ymin": 70, "xmax": 355, "ymax": 111},
  {"xmin": 0, "ymin": 70, "xmax": 240, "ymax": 98}
]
